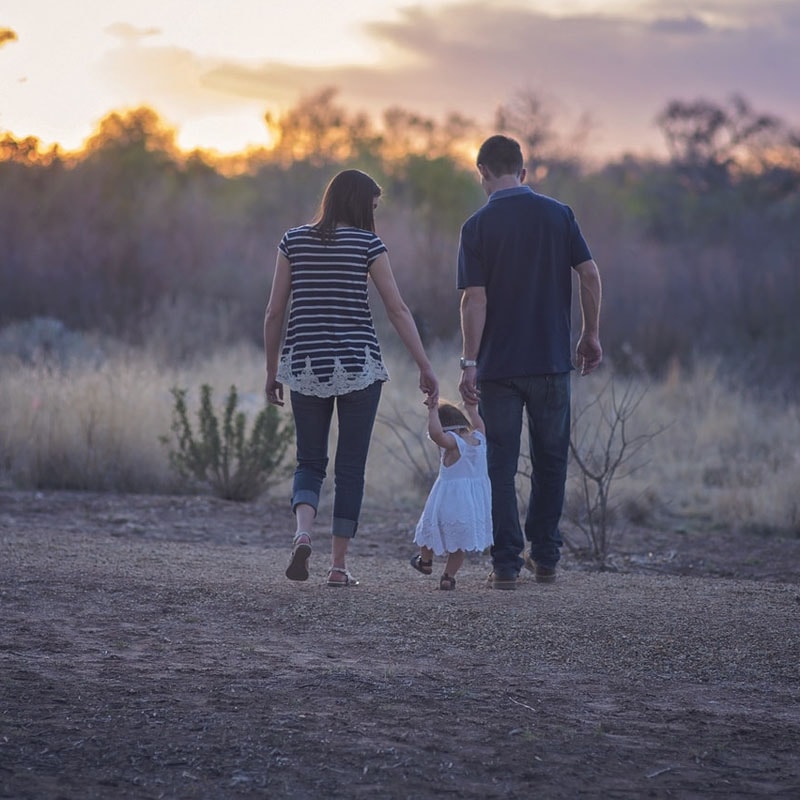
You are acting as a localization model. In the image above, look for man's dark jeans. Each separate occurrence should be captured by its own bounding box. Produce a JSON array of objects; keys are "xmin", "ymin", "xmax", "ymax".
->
[
  {"xmin": 479, "ymin": 373, "xmax": 570, "ymax": 576},
  {"xmin": 289, "ymin": 381, "xmax": 382, "ymax": 538}
]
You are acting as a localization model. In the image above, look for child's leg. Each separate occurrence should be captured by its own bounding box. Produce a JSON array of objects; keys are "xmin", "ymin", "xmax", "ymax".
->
[
  {"xmin": 443, "ymin": 549, "xmax": 465, "ymax": 577},
  {"xmin": 439, "ymin": 550, "xmax": 464, "ymax": 590},
  {"xmin": 410, "ymin": 544, "xmax": 434, "ymax": 575}
]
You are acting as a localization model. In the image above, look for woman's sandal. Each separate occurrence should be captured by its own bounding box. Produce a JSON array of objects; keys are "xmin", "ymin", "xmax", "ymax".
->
[
  {"xmin": 285, "ymin": 531, "xmax": 312, "ymax": 581},
  {"xmin": 410, "ymin": 554, "xmax": 433, "ymax": 575},
  {"xmin": 327, "ymin": 567, "xmax": 359, "ymax": 587},
  {"xmin": 439, "ymin": 573, "xmax": 456, "ymax": 591}
]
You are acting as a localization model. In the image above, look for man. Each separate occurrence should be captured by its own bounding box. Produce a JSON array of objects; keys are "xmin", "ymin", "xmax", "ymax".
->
[{"xmin": 458, "ymin": 134, "xmax": 602, "ymax": 590}]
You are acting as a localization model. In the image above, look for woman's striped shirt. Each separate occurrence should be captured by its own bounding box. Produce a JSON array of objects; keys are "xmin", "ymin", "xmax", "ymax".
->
[{"xmin": 276, "ymin": 225, "xmax": 390, "ymax": 397}]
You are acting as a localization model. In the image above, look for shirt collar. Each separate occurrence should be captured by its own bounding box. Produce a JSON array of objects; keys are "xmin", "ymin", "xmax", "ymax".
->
[{"xmin": 488, "ymin": 185, "xmax": 534, "ymax": 202}]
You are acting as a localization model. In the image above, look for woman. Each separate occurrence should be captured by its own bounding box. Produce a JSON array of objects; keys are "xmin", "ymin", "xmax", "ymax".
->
[{"xmin": 264, "ymin": 169, "xmax": 438, "ymax": 586}]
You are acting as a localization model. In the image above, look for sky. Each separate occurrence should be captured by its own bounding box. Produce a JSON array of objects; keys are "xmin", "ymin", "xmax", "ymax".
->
[{"xmin": 1, "ymin": 0, "xmax": 799, "ymax": 161}]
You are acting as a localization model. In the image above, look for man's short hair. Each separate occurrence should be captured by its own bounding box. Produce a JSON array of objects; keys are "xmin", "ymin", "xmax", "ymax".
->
[{"xmin": 477, "ymin": 135, "xmax": 524, "ymax": 177}]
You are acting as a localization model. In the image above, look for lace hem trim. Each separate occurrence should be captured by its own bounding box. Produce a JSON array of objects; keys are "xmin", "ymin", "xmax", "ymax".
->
[{"xmin": 277, "ymin": 347, "xmax": 389, "ymax": 397}]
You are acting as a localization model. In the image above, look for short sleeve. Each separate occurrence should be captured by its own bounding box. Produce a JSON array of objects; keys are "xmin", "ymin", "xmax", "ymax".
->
[
  {"xmin": 278, "ymin": 231, "xmax": 290, "ymax": 259},
  {"xmin": 457, "ymin": 216, "xmax": 485, "ymax": 289},
  {"xmin": 367, "ymin": 234, "xmax": 388, "ymax": 266},
  {"xmin": 566, "ymin": 207, "xmax": 592, "ymax": 266}
]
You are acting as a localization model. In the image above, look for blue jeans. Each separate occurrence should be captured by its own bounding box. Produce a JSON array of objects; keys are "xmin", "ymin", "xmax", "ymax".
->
[
  {"xmin": 289, "ymin": 381, "xmax": 382, "ymax": 538},
  {"xmin": 479, "ymin": 373, "xmax": 570, "ymax": 576}
]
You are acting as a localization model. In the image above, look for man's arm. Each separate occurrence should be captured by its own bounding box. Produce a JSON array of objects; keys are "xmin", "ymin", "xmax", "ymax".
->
[
  {"xmin": 574, "ymin": 259, "xmax": 603, "ymax": 375},
  {"xmin": 459, "ymin": 285, "xmax": 487, "ymax": 403}
]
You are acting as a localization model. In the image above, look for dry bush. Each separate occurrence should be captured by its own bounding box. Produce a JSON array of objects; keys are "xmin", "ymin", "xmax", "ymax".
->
[
  {"xmin": 162, "ymin": 384, "xmax": 293, "ymax": 501},
  {"xmin": 562, "ymin": 378, "xmax": 667, "ymax": 565}
]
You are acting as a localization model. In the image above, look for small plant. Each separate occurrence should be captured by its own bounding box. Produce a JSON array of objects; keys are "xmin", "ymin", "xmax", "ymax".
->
[
  {"xmin": 162, "ymin": 384, "xmax": 294, "ymax": 501},
  {"xmin": 515, "ymin": 377, "xmax": 666, "ymax": 567},
  {"xmin": 565, "ymin": 378, "xmax": 666, "ymax": 566}
]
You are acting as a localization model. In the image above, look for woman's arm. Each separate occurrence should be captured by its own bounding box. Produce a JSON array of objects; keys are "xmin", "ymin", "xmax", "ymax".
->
[
  {"xmin": 369, "ymin": 251, "xmax": 438, "ymax": 402},
  {"xmin": 263, "ymin": 252, "xmax": 291, "ymax": 406}
]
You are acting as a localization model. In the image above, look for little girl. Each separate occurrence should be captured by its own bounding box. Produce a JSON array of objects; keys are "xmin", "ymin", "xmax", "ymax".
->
[{"xmin": 410, "ymin": 398, "xmax": 492, "ymax": 590}]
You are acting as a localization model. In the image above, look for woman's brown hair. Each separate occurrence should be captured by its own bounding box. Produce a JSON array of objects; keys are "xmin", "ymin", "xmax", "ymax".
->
[{"xmin": 312, "ymin": 169, "xmax": 381, "ymax": 244}]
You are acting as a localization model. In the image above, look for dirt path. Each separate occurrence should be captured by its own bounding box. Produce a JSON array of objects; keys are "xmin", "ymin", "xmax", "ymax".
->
[{"xmin": 1, "ymin": 491, "xmax": 799, "ymax": 799}]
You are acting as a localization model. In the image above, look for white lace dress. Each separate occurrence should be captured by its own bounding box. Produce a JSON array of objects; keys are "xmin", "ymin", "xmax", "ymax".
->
[{"xmin": 413, "ymin": 431, "xmax": 493, "ymax": 555}]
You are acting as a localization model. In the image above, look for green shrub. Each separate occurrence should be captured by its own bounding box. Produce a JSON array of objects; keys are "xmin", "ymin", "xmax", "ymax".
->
[{"xmin": 162, "ymin": 384, "xmax": 294, "ymax": 501}]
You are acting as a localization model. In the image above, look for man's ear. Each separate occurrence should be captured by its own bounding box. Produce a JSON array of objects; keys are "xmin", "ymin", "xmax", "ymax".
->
[
  {"xmin": 477, "ymin": 163, "xmax": 491, "ymax": 180},
  {"xmin": 519, "ymin": 167, "xmax": 527, "ymax": 183}
]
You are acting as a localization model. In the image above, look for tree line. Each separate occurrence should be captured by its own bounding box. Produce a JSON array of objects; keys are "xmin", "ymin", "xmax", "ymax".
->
[{"xmin": 2, "ymin": 90, "xmax": 799, "ymax": 390}]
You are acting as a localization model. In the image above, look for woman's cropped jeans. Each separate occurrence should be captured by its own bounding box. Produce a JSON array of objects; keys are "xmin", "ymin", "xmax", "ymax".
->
[
  {"xmin": 479, "ymin": 373, "xmax": 570, "ymax": 576},
  {"xmin": 289, "ymin": 381, "xmax": 382, "ymax": 538}
]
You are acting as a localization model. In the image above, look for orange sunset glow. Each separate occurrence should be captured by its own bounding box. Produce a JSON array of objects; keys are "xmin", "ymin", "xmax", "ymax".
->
[{"xmin": 2, "ymin": 1, "xmax": 799, "ymax": 162}]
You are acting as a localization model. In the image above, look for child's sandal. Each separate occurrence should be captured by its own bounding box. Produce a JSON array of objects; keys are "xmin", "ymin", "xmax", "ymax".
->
[
  {"xmin": 410, "ymin": 554, "xmax": 433, "ymax": 575},
  {"xmin": 439, "ymin": 573, "xmax": 456, "ymax": 591}
]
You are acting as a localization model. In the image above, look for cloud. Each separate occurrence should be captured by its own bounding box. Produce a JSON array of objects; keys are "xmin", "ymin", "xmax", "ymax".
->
[
  {"xmin": 98, "ymin": 39, "xmax": 253, "ymax": 118},
  {"xmin": 106, "ymin": 22, "xmax": 161, "ymax": 44},
  {"xmin": 648, "ymin": 14, "xmax": 711, "ymax": 34},
  {"xmin": 0, "ymin": 27, "xmax": 19, "ymax": 48},
  {"xmin": 97, "ymin": 1, "xmax": 800, "ymax": 158}
]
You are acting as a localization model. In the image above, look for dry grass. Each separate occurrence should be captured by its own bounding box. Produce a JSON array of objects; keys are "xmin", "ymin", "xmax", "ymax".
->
[
  {"xmin": 1, "ymin": 337, "xmax": 798, "ymax": 536},
  {"xmin": 0, "ymin": 342, "xmax": 282, "ymax": 493}
]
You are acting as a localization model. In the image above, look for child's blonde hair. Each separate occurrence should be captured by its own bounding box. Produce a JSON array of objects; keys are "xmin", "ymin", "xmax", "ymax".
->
[{"xmin": 437, "ymin": 400, "xmax": 472, "ymax": 432}]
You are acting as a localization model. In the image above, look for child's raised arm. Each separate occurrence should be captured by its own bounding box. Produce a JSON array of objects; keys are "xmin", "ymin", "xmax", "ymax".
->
[
  {"xmin": 463, "ymin": 399, "xmax": 486, "ymax": 434},
  {"xmin": 426, "ymin": 397, "xmax": 460, "ymax": 453}
]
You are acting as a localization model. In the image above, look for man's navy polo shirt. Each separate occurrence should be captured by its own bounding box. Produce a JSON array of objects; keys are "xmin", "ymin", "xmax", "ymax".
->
[{"xmin": 457, "ymin": 185, "xmax": 592, "ymax": 380}]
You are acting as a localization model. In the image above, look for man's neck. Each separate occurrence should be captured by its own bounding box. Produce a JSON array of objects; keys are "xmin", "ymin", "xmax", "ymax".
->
[{"xmin": 486, "ymin": 175, "xmax": 523, "ymax": 196}]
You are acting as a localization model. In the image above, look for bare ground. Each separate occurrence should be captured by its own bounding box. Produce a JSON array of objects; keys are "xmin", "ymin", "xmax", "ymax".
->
[{"xmin": 1, "ymin": 489, "xmax": 799, "ymax": 799}]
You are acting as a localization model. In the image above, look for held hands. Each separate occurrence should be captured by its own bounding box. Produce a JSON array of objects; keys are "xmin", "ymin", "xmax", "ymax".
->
[
  {"xmin": 458, "ymin": 365, "xmax": 479, "ymax": 405},
  {"xmin": 419, "ymin": 365, "xmax": 439, "ymax": 406}
]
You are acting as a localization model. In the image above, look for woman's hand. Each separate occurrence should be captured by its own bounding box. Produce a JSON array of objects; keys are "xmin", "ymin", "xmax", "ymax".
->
[
  {"xmin": 419, "ymin": 365, "xmax": 439, "ymax": 405},
  {"xmin": 265, "ymin": 376, "xmax": 284, "ymax": 406}
]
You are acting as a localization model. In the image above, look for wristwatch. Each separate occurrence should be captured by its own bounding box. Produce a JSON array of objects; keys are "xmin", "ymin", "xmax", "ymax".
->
[{"xmin": 459, "ymin": 358, "xmax": 478, "ymax": 369}]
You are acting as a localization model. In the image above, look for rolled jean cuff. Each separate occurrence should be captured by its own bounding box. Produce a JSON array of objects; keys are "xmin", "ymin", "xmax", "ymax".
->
[
  {"xmin": 332, "ymin": 517, "xmax": 358, "ymax": 539},
  {"xmin": 292, "ymin": 489, "xmax": 319, "ymax": 515}
]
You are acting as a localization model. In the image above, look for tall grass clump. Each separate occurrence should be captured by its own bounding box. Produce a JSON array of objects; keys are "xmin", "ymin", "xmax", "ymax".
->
[
  {"xmin": 636, "ymin": 359, "xmax": 800, "ymax": 536},
  {"xmin": 0, "ymin": 339, "xmax": 294, "ymax": 495},
  {"xmin": 0, "ymin": 355, "xmax": 176, "ymax": 492}
]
